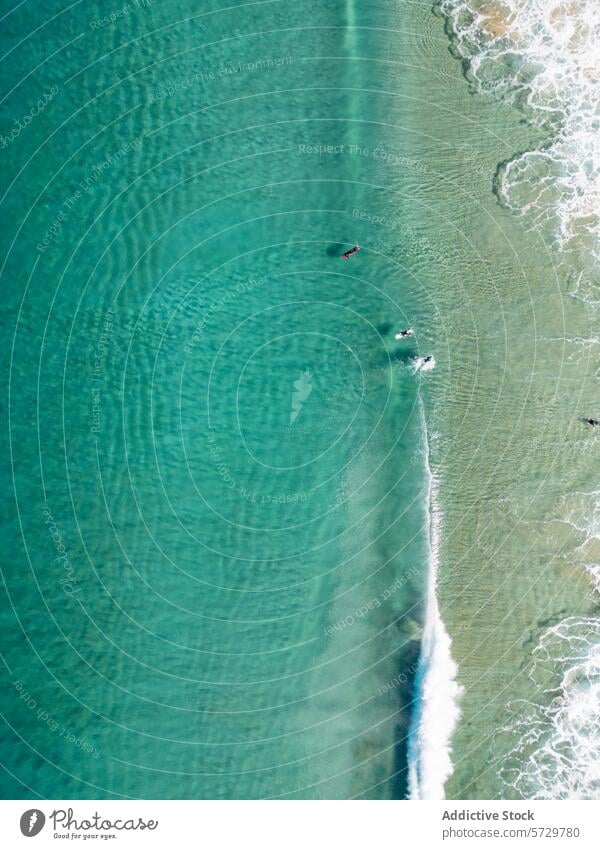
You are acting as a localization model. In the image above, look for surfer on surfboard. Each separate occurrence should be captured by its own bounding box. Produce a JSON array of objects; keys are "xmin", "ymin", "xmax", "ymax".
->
[
  {"xmin": 341, "ymin": 245, "xmax": 360, "ymax": 260},
  {"xmin": 395, "ymin": 328, "xmax": 414, "ymax": 339}
]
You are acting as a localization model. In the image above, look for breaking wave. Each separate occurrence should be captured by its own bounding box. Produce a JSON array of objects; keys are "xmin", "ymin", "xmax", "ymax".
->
[{"xmin": 407, "ymin": 401, "xmax": 463, "ymax": 799}]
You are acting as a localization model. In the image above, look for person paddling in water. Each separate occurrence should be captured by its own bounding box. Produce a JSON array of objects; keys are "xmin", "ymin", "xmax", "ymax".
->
[
  {"xmin": 585, "ymin": 418, "xmax": 600, "ymax": 426},
  {"xmin": 341, "ymin": 245, "xmax": 360, "ymax": 260},
  {"xmin": 395, "ymin": 328, "xmax": 414, "ymax": 339}
]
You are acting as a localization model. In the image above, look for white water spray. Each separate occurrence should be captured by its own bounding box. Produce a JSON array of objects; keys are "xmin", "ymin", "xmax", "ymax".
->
[{"xmin": 407, "ymin": 401, "xmax": 463, "ymax": 799}]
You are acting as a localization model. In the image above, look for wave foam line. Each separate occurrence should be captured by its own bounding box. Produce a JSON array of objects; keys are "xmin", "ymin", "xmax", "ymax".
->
[{"xmin": 407, "ymin": 400, "xmax": 463, "ymax": 799}]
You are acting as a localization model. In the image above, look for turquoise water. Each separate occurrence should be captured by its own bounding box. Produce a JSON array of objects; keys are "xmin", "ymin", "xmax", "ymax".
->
[
  {"xmin": 1, "ymin": 1, "xmax": 440, "ymax": 799},
  {"xmin": 7, "ymin": 0, "xmax": 595, "ymax": 804}
]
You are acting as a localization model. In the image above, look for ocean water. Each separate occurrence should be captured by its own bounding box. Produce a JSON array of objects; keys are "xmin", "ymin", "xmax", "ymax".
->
[{"xmin": 0, "ymin": 0, "xmax": 451, "ymax": 800}]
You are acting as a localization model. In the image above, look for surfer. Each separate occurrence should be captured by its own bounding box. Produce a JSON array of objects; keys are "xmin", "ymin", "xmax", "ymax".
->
[
  {"xmin": 341, "ymin": 245, "xmax": 360, "ymax": 260},
  {"xmin": 585, "ymin": 418, "xmax": 600, "ymax": 426},
  {"xmin": 412, "ymin": 353, "xmax": 435, "ymax": 372},
  {"xmin": 395, "ymin": 328, "xmax": 414, "ymax": 339}
]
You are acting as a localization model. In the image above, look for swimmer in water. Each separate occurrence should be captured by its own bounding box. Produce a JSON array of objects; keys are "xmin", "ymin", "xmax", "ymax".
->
[
  {"xmin": 394, "ymin": 328, "xmax": 414, "ymax": 339},
  {"xmin": 585, "ymin": 418, "xmax": 600, "ymax": 426},
  {"xmin": 341, "ymin": 245, "xmax": 360, "ymax": 260}
]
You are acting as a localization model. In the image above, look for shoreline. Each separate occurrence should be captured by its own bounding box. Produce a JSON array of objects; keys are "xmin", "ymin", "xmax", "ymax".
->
[{"xmin": 427, "ymin": 0, "xmax": 600, "ymax": 799}]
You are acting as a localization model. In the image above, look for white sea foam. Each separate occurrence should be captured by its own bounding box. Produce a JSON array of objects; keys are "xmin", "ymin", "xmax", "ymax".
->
[
  {"xmin": 567, "ymin": 269, "xmax": 600, "ymax": 308},
  {"xmin": 556, "ymin": 490, "xmax": 600, "ymax": 593},
  {"xmin": 500, "ymin": 618, "xmax": 600, "ymax": 799},
  {"xmin": 559, "ymin": 490, "xmax": 600, "ymax": 540},
  {"xmin": 441, "ymin": 0, "xmax": 600, "ymax": 257},
  {"xmin": 407, "ymin": 401, "xmax": 463, "ymax": 799},
  {"xmin": 499, "ymin": 491, "xmax": 600, "ymax": 797}
]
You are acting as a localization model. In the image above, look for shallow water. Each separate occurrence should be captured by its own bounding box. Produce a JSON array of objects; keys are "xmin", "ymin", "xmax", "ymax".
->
[{"xmin": 428, "ymin": 0, "xmax": 600, "ymax": 800}]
